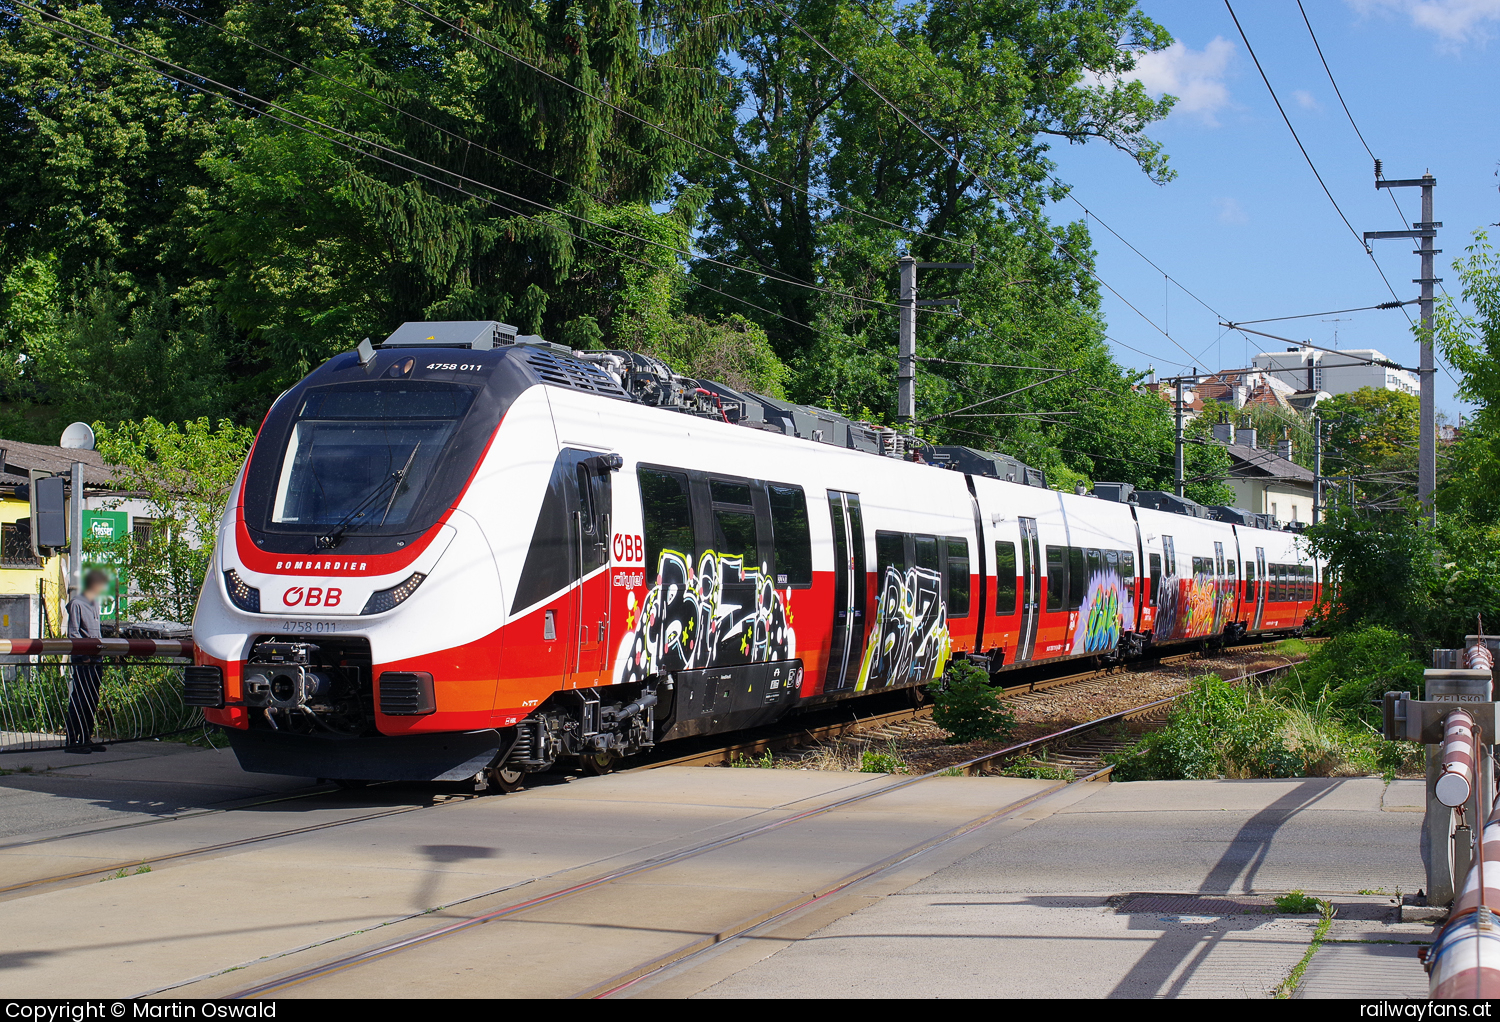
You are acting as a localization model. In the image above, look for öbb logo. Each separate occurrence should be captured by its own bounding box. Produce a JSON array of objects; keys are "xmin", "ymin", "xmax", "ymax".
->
[
  {"xmin": 611, "ymin": 533, "xmax": 644, "ymax": 564},
  {"xmin": 282, "ymin": 586, "xmax": 342, "ymax": 608}
]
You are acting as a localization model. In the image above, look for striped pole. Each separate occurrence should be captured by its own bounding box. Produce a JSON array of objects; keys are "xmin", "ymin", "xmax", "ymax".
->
[
  {"xmin": 1437, "ymin": 710, "xmax": 1478, "ymax": 808},
  {"xmin": 1430, "ymin": 722, "xmax": 1500, "ymax": 998},
  {"xmin": 1467, "ymin": 643, "xmax": 1496, "ymax": 672},
  {"xmin": 0, "ymin": 637, "xmax": 193, "ymax": 658}
]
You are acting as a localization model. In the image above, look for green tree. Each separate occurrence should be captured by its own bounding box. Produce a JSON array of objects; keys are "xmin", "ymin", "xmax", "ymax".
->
[
  {"xmin": 1317, "ymin": 387, "xmax": 1418, "ymax": 508},
  {"xmin": 1437, "ymin": 232, "xmax": 1500, "ymax": 523},
  {"xmin": 682, "ymin": 0, "xmax": 1178, "ymax": 482},
  {"xmin": 94, "ymin": 416, "xmax": 254, "ymax": 623}
]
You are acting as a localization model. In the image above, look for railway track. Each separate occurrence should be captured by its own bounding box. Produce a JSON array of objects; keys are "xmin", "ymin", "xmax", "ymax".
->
[
  {"xmin": 0, "ymin": 788, "xmax": 479, "ymax": 898},
  {"xmin": 211, "ymin": 650, "xmax": 1315, "ymax": 1000},
  {"xmin": 631, "ymin": 637, "xmax": 1318, "ymax": 772},
  {"xmin": 0, "ymin": 639, "xmax": 1312, "ymax": 901}
]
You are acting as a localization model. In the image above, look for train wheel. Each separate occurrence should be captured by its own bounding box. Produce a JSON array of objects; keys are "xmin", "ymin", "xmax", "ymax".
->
[
  {"xmin": 580, "ymin": 753, "xmax": 616, "ymax": 776},
  {"xmin": 485, "ymin": 764, "xmax": 525, "ymax": 794}
]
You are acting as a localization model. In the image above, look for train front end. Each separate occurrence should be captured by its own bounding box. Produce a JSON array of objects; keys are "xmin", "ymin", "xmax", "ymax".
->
[{"xmin": 188, "ymin": 324, "xmax": 545, "ymax": 783}]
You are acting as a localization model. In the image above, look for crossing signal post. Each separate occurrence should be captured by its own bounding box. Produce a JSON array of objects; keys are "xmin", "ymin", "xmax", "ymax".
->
[{"xmin": 1364, "ymin": 169, "xmax": 1438, "ymax": 522}]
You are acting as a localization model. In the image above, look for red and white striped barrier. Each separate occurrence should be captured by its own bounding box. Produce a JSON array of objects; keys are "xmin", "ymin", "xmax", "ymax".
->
[
  {"xmin": 0, "ymin": 637, "xmax": 193, "ymax": 658},
  {"xmin": 1438, "ymin": 709, "xmax": 1478, "ymax": 808},
  {"xmin": 1431, "ymin": 797, "xmax": 1500, "ymax": 998}
]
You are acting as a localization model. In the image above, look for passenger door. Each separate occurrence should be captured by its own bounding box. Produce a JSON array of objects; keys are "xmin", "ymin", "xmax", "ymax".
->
[
  {"xmin": 826, "ymin": 491, "xmax": 866, "ymax": 691},
  {"xmin": 1252, "ymin": 547, "xmax": 1267, "ymax": 629},
  {"xmin": 568, "ymin": 455, "xmax": 612, "ymax": 686},
  {"xmin": 1016, "ymin": 517, "xmax": 1041, "ymax": 661}
]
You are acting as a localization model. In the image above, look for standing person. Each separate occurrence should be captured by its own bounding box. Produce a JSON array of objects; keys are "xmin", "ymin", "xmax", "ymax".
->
[{"xmin": 63, "ymin": 570, "xmax": 109, "ymax": 753}]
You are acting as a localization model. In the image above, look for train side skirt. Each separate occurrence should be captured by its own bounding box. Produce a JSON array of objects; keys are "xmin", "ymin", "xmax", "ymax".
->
[{"xmin": 223, "ymin": 726, "xmax": 504, "ymax": 782}]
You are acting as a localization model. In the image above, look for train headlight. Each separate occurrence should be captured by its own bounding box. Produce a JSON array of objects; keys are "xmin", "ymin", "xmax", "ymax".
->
[
  {"xmin": 224, "ymin": 569, "xmax": 261, "ymax": 613},
  {"xmin": 361, "ymin": 572, "xmax": 427, "ymax": 615}
]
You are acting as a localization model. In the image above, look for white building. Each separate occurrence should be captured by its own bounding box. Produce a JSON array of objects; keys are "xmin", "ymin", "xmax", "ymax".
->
[{"xmin": 1252, "ymin": 346, "xmax": 1418, "ymax": 399}]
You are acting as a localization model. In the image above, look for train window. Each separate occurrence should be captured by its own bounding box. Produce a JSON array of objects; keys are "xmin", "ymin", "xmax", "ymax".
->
[
  {"xmin": 1191, "ymin": 556, "xmax": 1210, "ymax": 577},
  {"xmin": 1119, "ymin": 550, "xmax": 1135, "ymax": 583},
  {"xmin": 1149, "ymin": 553, "xmax": 1161, "ymax": 603},
  {"xmin": 575, "ymin": 464, "xmax": 597, "ymax": 536},
  {"xmin": 1161, "ymin": 537, "xmax": 1176, "ymax": 578},
  {"xmin": 1046, "ymin": 545, "xmax": 1068, "ymax": 612},
  {"xmin": 713, "ymin": 509, "xmax": 759, "ymax": 571},
  {"xmin": 994, "ymin": 541, "xmax": 1017, "ymax": 616},
  {"xmin": 914, "ymin": 535, "xmax": 940, "ymax": 573},
  {"xmin": 767, "ymin": 484, "xmax": 812, "ymax": 586},
  {"xmin": 1225, "ymin": 559, "xmax": 1236, "ymax": 579},
  {"xmin": 876, "ymin": 531, "xmax": 905, "ymax": 579},
  {"xmin": 1085, "ymin": 548, "xmax": 1104, "ymax": 581},
  {"xmin": 945, "ymin": 538, "xmax": 970, "ymax": 617},
  {"xmin": 639, "ymin": 468, "xmax": 694, "ymax": 578},
  {"xmin": 1303, "ymin": 565, "xmax": 1313, "ymax": 601},
  {"xmin": 1068, "ymin": 547, "xmax": 1087, "ymax": 609},
  {"xmin": 274, "ymin": 383, "xmax": 476, "ymax": 527},
  {"xmin": 710, "ymin": 479, "xmax": 754, "ymax": 508}
]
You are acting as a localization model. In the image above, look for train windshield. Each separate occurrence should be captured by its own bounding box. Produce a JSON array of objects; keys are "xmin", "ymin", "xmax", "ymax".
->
[{"xmin": 271, "ymin": 382, "xmax": 476, "ymax": 529}]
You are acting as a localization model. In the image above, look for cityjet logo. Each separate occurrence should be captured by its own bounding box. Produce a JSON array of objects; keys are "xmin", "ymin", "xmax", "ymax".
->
[{"xmin": 283, "ymin": 587, "xmax": 343, "ymax": 608}]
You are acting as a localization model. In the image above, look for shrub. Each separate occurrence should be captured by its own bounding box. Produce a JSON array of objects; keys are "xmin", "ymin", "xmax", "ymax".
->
[
  {"xmin": 1274, "ymin": 890, "xmax": 1322, "ymax": 914},
  {"xmin": 860, "ymin": 749, "xmax": 906, "ymax": 774},
  {"xmin": 932, "ymin": 659, "xmax": 1016, "ymax": 745},
  {"xmin": 1107, "ymin": 675, "xmax": 1301, "ymax": 780},
  {"xmin": 1280, "ymin": 625, "xmax": 1425, "ymax": 726},
  {"xmin": 1108, "ymin": 673, "xmax": 1415, "ymax": 781}
]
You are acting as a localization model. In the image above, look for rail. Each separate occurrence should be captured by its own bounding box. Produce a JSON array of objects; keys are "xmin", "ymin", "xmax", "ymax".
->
[{"xmin": 634, "ymin": 638, "xmax": 1316, "ymax": 774}]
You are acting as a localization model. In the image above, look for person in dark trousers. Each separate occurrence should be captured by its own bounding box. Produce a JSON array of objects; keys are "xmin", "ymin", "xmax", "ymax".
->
[{"xmin": 63, "ymin": 570, "xmax": 110, "ymax": 753}]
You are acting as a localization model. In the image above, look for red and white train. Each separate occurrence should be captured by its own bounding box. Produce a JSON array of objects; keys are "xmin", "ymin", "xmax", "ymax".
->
[{"xmin": 185, "ymin": 320, "xmax": 1319, "ymax": 786}]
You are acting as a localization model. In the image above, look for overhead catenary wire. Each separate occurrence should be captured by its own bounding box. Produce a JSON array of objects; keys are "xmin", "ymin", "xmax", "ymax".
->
[
  {"xmin": 391, "ymin": 0, "xmax": 970, "ymax": 252},
  {"xmin": 1294, "ymin": 0, "xmax": 1469, "ymax": 395},
  {"xmin": 1223, "ymin": 2, "xmax": 1415, "ymax": 321},
  {"xmin": 754, "ymin": 0, "xmax": 1210, "ymax": 373},
  {"xmin": 841, "ymin": 0, "xmax": 1233, "ymax": 343},
  {"xmin": 19, "ymin": 0, "xmax": 988, "ymax": 378},
  {"xmin": 16, "ymin": 6, "xmax": 931, "ymax": 374},
  {"xmin": 21, "ymin": 5, "xmax": 1435, "ymax": 493}
]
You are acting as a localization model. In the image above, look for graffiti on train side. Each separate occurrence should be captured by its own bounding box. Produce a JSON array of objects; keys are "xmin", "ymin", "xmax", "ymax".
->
[
  {"xmin": 1071, "ymin": 571, "xmax": 1136, "ymax": 654},
  {"xmin": 617, "ymin": 549, "xmax": 795, "ymax": 685},
  {"xmin": 1153, "ymin": 565, "xmax": 1233, "ymax": 641},
  {"xmin": 855, "ymin": 565, "xmax": 951, "ymax": 691}
]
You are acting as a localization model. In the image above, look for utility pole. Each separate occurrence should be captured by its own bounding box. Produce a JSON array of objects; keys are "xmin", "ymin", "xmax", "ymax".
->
[
  {"xmin": 898, "ymin": 257, "xmax": 916, "ymax": 423},
  {"xmin": 1313, "ymin": 414, "xmax": 1323, "ymax": 524},
  {"xmin": 69, "ymin": 460, "xmax": 82, "ymax": 595},
  {"xmin": 1174, "ymin": 376, "xmax": 1185, "ymax": 497},
  {"xmin": 896, "ymin": 257, "xmax": 973, "ymax": 423},
  {"xmin": 1364, "ymin": 168, "xmax": 1439, "ymax": 523}
]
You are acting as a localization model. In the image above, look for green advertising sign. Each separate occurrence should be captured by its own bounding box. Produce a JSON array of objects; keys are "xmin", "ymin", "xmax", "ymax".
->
[{"xmin": 83, "ymin": 510, "xmax": 130, "ymax": 620}]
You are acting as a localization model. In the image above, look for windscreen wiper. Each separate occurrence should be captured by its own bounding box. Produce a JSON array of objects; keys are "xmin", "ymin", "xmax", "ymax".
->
[{"xmin": 315, "ymin": 443, "xmax": 421, "ymax": 548}]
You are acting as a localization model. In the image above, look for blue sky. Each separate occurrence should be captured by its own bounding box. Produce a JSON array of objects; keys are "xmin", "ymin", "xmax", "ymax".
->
[{"xmin": 1047, "ymin": 0, "xmax": 1500, "ymax": 419}]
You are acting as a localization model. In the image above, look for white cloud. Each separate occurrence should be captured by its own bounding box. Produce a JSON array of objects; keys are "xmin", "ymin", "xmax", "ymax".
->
[
  {"xmin": 1293, "ymin": 89, "xmax": 1321, "ymax": 110},
  {"xmin": 1214, "ymin": 197, "xmax": 1250, "ymax": 226},
  {"xmin": 1349, "ymin": 0, "xmax": 1500, "ymax": 43},
  {"xmin": 1126, "ymin": 38, "xmax": 1236, "ymax": 125}
]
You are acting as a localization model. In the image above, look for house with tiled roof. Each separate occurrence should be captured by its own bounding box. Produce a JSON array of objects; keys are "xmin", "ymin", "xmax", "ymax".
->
[{"xmin": 0, "ymin": 439, "xmax": 156, "ymax": 641}]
